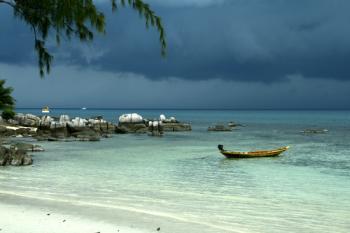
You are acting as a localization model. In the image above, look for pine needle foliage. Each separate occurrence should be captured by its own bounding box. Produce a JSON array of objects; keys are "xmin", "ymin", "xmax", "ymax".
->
[{"xmin": 0, "ymin": 0, "xmax": 166, "ymax": 77}]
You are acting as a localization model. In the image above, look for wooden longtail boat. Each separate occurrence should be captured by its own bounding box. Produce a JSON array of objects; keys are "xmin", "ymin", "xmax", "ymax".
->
[{"xmin": 218, "ymin": 145, "xmax": 289, "ymax": 158}]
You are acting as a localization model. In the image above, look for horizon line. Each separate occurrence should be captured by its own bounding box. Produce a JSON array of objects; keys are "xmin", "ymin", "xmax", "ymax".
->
[{"xmin": 14, "ymin": 107, "xmax": 350, "ymax": 111}]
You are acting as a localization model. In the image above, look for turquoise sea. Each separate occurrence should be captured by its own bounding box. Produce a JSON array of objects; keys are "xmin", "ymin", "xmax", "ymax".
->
[{"xmin": 1, "ymin": 109, "xmax": 350, "ymax": 233}]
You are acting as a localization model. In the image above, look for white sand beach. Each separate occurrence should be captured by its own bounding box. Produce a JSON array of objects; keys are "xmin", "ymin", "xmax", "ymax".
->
[
  {"xmin": 0, "ymin": 191, "xmax": 235, "ymax": 233},
  {"xmin": 0, "ymin": 202, "xmax": 151, "ymax": 233}
]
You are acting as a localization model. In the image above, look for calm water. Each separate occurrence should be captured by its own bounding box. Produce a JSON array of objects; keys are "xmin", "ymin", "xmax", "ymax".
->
[{"xmin": 1, "ymin": 109, "xmax": 350, "ymax": 232}]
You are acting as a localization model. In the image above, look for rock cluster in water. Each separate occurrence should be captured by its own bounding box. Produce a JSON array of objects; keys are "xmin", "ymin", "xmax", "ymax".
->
[
  {"xmin": 0, "ymin": 113, "xmax": 192, "ymax": 140},
  {"xmin": 208, "ymin": 124, "xmax": 232, "ymax": 131},
  {"xmin": 0, "ymin": 146, "xmax": 33, "ymax": 166},
  {"xmin": 117, "ymin": 113, "xmax": 191, "ymax": 134},
  {"xmin": 0, "ymin": 112, "xmax": 190, "ymax": 166},
  {"xmin": 37, "ymin": 115, "xmax": 116, "ymax": 141},
  {"xmin": 0, "ymin": 141, "xmax": 45, "ymax": 166},
  {"xmin": 207, "ymin": 121, "xmax": 245, "ymax": 132},
  {"xmin": 0, "ymin": 114, "xmax": 115, "ymax": 141}
]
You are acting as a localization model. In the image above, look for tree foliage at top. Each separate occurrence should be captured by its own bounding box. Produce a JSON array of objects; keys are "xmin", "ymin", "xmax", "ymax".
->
[{"xmin": 0, "ymin": 0, "xmax": 166, "ymax": 76}]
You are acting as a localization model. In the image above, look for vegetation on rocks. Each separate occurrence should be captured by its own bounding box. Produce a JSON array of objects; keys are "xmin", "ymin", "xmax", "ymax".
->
[{"xmin": 0, "ymin": 80, "xmax": 15, "ymax": 119}]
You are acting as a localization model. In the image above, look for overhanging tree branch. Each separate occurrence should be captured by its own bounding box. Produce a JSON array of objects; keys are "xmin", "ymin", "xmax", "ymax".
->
[
  {"xmin": 0, "ymin": 0, "xmax": 53, "ymax": 77},
  {"xmin": 0, "ymin": 0, "xmax": 166, "ymax": 77}
]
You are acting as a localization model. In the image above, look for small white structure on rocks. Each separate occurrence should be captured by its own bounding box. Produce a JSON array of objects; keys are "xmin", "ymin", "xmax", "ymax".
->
[{"xmin": 119, "ymin": 113, "xmax": 143, "ymax": 123}]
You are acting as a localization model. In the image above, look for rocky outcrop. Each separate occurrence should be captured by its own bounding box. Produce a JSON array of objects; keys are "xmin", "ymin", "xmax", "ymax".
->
[
  {"xmin": 0, "ymin": 146, "xmax": 33, "ymax": 166},
  {"xmin": 208, "ymin": 124, "xmax": 232, "ymax": 131},
  {"xmin": 157, "ymin": 114, "xmax": 191, "ymax": 132},
  {"xmin": 0, "ymin": 125, "xmax": 16, "ymax": 137},
  {"xmin": 228, "ymin": 121, "xmax": 245, "ymax": 128},
  {"xmin": 0, "ymin": 125, "xmax": 37, "ymax": 137},
  {"xmin": 116, "ymin": 113, "xmax": 192, "ymax": 133},
  {"xmin": 1, "ymin": 112, "xmax": 192, "ymax": 140},
  {"xmin": 39, "ymin": 115, "xmax": 54, "ymax": 127},
  {"xmin": 23, "ymin": 154, "xmax": 33, "ymax": 165},
  {"xmin": 114, "ymin": 125, "xmax": 128, "ymax": 134},
  {"xmin": 116, "ymin": 113, "xmax": 148, "ymax": 134},
  {"xmin": 68, "ymin": 125, "xmax": 101, "ymax": 141},
  {"xmin": 148, "ymin": 121, "xmax": 164, "ymax": 136},
  {"xmin": 36, "ymin": 121, "xmax": 63, "ymax": 140},
  {"xmin": 34, "ymin": 116, "xmax": 118, "ymax": 141},
  {"xmin": 14, "ymin": 113, "xmax": 41, "ymax": 127},
  {"xmin": 117, "ymin": 123, "xmax": 148, "ymax": 133},
  {"xmin": 90, "ymin": 120, "xmax": 116, "ymax": 135},
  {"xmin": 49, "ymin": 123, "xmax": 69, "ymax": 139},
  {"xmin": 10, "ymin": 142, "xmax": 44, "ymax": 152},
  {"xmin": 119, "ymin": 113, "xmax": 143, "ymax": 124},
  {"xmin": 0, "ymin": 147, "xmax": 8, "ymax": 165},
  {"xmin": 162, "ymin": 122, "xmax": 192, "ymax": 131}
]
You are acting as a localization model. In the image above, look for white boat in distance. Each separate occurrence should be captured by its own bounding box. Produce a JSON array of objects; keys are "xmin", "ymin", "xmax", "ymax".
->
[{"xmin": 42, "ymin": 106, "xmax": 50, "ymax": 114}]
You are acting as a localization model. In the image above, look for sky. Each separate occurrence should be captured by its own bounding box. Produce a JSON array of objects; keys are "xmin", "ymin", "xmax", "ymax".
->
[{"xmin": 0, "ymin": 0, "xmax": 350, "ymax": 109}]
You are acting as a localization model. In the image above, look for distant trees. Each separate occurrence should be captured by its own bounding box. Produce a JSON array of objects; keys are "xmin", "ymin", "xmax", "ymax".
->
[
  {"xmin": 0, "ymin": 0, "xmax": 166, "ymax": 76},
  {"xmin": 0, "ymin": 80, "xmax": 15, "ymax": 120}
]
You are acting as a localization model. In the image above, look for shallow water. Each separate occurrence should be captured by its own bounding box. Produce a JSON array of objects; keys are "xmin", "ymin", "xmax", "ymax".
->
[{"xmin": 1, "ymin": 109, "xmax": 350, "ymax": 232}]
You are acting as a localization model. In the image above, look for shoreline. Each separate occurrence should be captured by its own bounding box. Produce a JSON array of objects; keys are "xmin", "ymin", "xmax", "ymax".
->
[
  {"xmin": 0, "ymin": 192, "xmax": 160, "ymax": 233},
  {"xmin": 0, "ymin": 191, "xmax": 239, "ymax": 233}
]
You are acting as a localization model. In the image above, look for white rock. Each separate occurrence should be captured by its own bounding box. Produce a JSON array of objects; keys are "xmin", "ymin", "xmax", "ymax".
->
[
  {"xmin": 89, "ymin": 118, "xmax": 107, "ymax": 124},
  {"xmin": 26, "ymin": 114, "xmax": 40, "ymax": 121},
  {"xmin": 88, "ymin": 119, "xmax": 96, "ymax": 124},
  {"xmin": 69, "ymin": 117, "xmax": 87, "ymax": 127},
  {"xmin": 118, "ymin": 113, "xmax": 143, "ymax": 123},
  {"xmin": 160, "ymin": 114, "xmax": 166, "ymax": 121},
  {"xmin": 40, "ymin": 116, "xmax": 53, "ymax": 126},
  {"xmin": 50, "ymin": 122, "xmax": 66, "ymax": 129},
  {"xmin": 59, "ymin": 115, "xmax": 70, "ymax": 123}
]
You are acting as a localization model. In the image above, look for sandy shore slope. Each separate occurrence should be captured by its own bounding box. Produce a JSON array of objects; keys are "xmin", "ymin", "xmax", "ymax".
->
[{"xmin": 0, "ymin": 202, "xmax": 152, "ymax": 233}]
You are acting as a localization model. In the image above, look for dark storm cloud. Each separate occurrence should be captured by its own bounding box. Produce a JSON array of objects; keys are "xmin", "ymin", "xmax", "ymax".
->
[
  {"xmin": 3, "ymin": 64, "xmax": 350, "ymax": 109},
  {"xmin": 1, "ymin": 0, "xmax": 350, "ymax": 82},
  {"xmin": 0, "ymin": 7, "xmax": 35, "ymax": 65}
]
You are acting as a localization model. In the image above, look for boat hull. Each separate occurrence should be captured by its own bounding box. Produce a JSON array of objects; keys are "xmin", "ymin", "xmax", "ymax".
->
[
  {"xmin": 219, "ymin": 146, "xmax": 289, "ymax": 159},
  {"xmin": 42, "ymin": 106, "xmax": 50, "ymax": 114}
]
